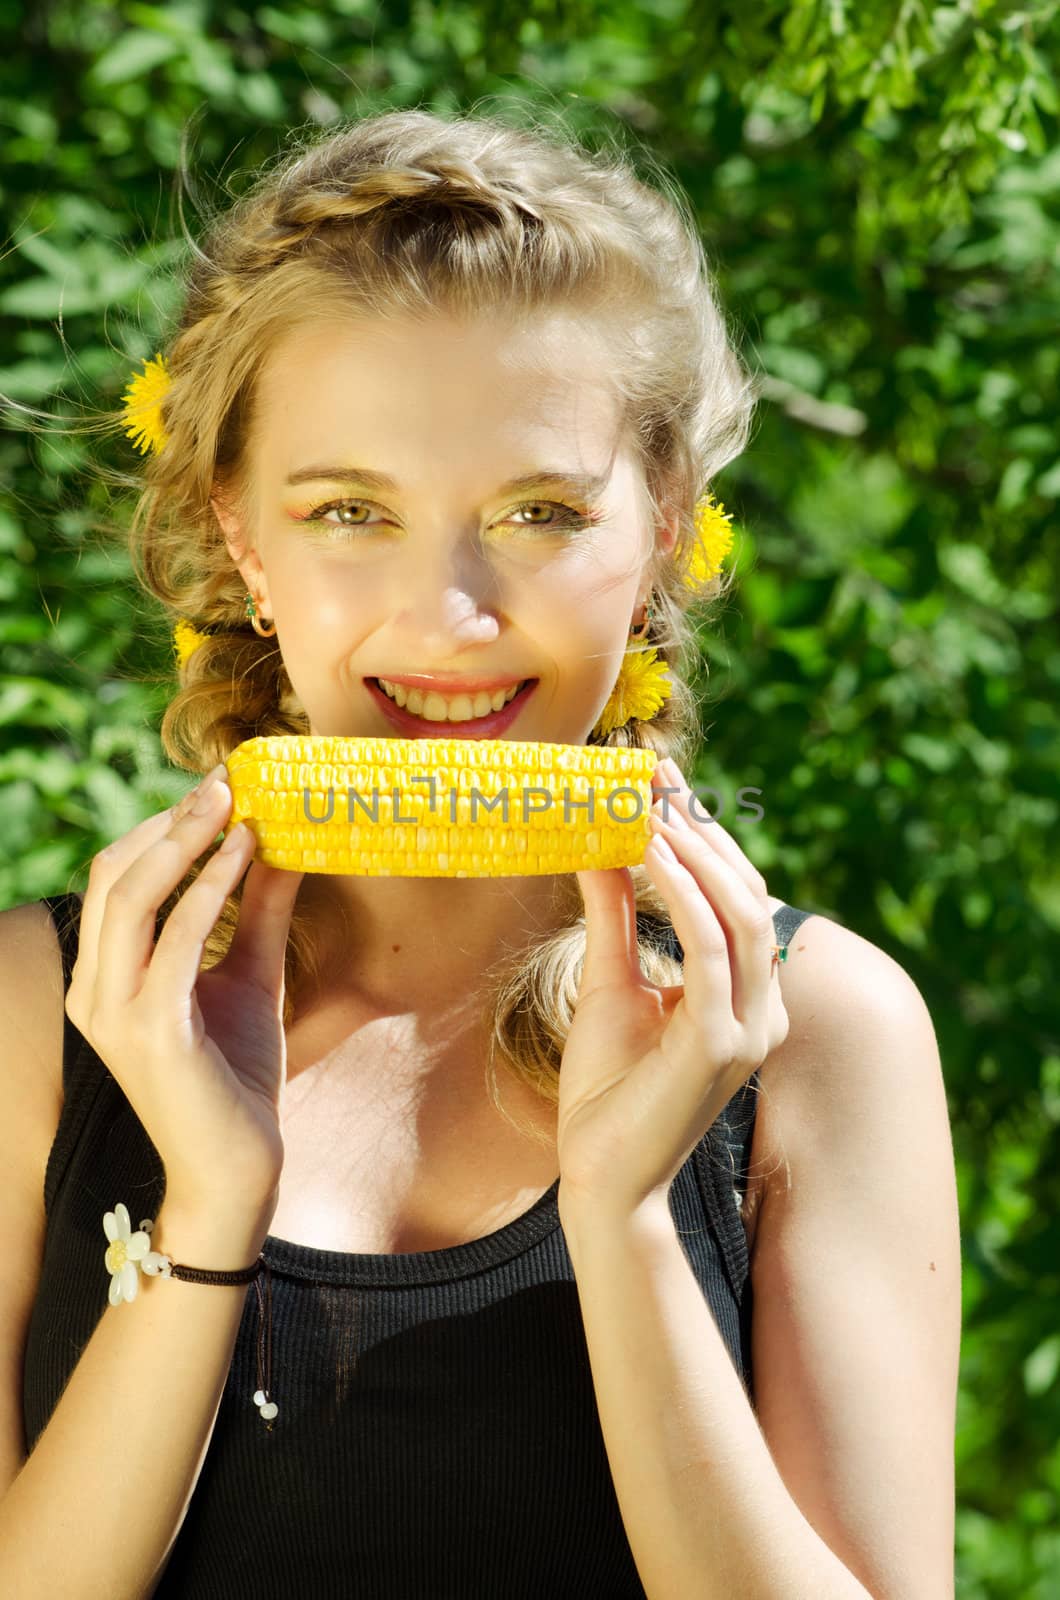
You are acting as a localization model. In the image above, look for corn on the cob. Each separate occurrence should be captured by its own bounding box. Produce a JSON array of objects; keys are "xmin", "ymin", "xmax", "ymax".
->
[{"xmin": 223, "ymin": 734, "xmax": 659, "ymax": 877}]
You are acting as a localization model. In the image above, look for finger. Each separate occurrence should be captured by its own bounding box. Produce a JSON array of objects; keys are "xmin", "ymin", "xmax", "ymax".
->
[
  {"xmin": 138, "ymin": 822, "xmax": 264, "ymax": 1008},
  {"xmin": 215, "ymin": 852, "xmax": 306, "ymax": 998},
  {"xmin": 94, "ymin": 778, "xmax": 235, "ymax": 1016},
  {"xmin": 574, "ymin": 866, "xmax": 644, "ymax": 998},
  {"xmin": 648, "ymin": 812, "xmax": 775, "ymax": 1030},
  {"xmin": 74, "ymin": 764, "xmax": 227, "ymax": 980},
  {"xmin": 642, "ymin": 827, "xmax": 736, "ymax": 1030},
  {"xmin": 69, "ymin": 808, "xmax": 194, "ymax": 1024},
  {"xmin": 652, "ymin": 759, "xmax": 767, "ymax": 899}
]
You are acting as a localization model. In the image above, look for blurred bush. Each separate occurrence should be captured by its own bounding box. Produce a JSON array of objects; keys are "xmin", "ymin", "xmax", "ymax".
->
[{"xmin": 1, "ymin": 3, "xmax": 1057, "ymax": 1592}]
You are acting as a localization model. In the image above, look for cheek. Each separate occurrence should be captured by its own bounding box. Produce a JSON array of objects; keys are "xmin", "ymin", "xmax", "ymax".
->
[
  {"xmin": 275, "ymin": 556, "xmax": 379, "ymax": 626},
  {"xmin": 515, "ymin": 576, "xmax": 628, "ymax": 665}
]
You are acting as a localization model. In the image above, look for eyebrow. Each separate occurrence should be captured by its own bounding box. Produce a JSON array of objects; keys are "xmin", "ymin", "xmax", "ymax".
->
[{"xmin": 283, "ymin": 465, "xmax": 613, "ymax": 499}]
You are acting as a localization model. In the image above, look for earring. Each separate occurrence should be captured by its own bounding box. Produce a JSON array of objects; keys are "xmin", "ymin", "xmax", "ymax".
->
[
  {"xmin": 245, "ymin": 591, "xmax": 277, "ymax": 639},
  {"xmin": 589, "ymin": 594, "xmax": 672, "ymax": 740},
  {"xmin": 627, "ymin": 598, "xmax": 653, "ymax": 643}
]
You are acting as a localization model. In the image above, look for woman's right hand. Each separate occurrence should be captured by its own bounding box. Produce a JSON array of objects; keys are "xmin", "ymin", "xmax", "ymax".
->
[{"xmin": 65, "ymin": 762, "xmax": 305, "ymax": 1216}]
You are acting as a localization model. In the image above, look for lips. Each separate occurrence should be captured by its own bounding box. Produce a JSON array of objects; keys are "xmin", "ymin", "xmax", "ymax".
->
[{"xmin": 365, "ymin": 676, "xmax": 538, "ymax": 739}]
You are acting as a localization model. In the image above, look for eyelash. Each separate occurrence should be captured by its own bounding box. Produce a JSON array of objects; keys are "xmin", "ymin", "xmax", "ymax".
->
[{"xmin": 299, "ymin": 497, "xmax": 599, "ymax": 540}]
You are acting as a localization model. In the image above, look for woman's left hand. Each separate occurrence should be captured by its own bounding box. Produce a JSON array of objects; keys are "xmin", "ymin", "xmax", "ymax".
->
[{"xmin": 560, "ymin": 758, "xmax": 790, "ymax": 1217}]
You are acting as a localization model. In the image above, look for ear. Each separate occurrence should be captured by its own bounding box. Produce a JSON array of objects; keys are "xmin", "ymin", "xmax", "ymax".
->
[
  {"xmin": 658, "ymin": 511, "xmax": 679, "ymax": 561},
  {"xmin": 210, "ymin": 483, "xmax": 244, "ymax": 552},
  {"xmin": 644, "ymin": 509, "xmax": 678, "ymax": 572},
  {"xmin": 210, "ymin": 483, "xmax": 268, "ymax": 602}
]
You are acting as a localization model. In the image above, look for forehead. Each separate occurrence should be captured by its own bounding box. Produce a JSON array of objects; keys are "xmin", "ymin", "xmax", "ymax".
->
[{"xmin": 252, "ymin": 308, "xmax": 624, "ymax": 471}]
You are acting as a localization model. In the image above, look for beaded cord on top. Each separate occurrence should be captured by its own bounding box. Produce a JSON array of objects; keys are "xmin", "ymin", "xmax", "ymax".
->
[{"xmin": 123, "ymin": 352, "xmax": 737, "ymax": 736}]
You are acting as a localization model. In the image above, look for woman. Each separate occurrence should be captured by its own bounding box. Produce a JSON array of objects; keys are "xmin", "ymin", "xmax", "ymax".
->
[{"xmin": 3, "ymin": 108, "xmax": 960, "ymax": 1597}]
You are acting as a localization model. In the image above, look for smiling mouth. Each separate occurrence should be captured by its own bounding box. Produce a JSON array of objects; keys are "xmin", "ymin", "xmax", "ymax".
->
[{"xmin": 368, "ymin": 677, "xmax": 534, "ymax": 721}]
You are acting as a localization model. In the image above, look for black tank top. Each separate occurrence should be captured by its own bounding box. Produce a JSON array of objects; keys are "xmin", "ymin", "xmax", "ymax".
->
[{"xmin": 24, "ymin": 892, "xmax": 814, "ymax": 1598}]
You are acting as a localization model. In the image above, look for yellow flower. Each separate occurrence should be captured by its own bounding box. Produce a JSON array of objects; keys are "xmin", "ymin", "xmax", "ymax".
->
[
  {"xmin": 684, "ymin": 492, "xmax": 735, "ymax": 588},
  {"xmin": 122, "ymin": 352, "xmax": 171, "ymax": 456},
  {"xmin": 592, "ymin": 646, "xmax": 673, "ymax": 738},
  {"xmin": 173, "ymin": 617, "xmax": 211, "ymax": 669}
]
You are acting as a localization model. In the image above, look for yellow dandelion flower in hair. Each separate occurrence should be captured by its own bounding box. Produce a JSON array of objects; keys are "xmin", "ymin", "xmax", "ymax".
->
[
  {"xmin": 684, "ymin": 492, "xmax": 735, "ymax": 589},
  {"xmin": 172, "ymin": 618, "xmax": 211, "ymax": 670},
  {"xmin": 593, "ymin": 647, "xmax": 673, "ymax": 739},
  {"xmin": 122, "ymin": 352, "xmax": 171, "ymax": 456}
]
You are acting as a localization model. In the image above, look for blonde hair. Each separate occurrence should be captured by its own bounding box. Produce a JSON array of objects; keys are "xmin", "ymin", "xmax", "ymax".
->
[{"xmin": 68, "ymin": 106, "xmax": 763, "ymax": 1161}]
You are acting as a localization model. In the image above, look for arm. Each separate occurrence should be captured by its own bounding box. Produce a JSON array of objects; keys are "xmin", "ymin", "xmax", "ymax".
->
[
  {"xmin": 0, "ymin": 1196, "xmax": 276, "ymax": 1600},
  {"xmin": 0, "ymin": 757, "xmax": 299, "ymax": 1596},
  {"xmin": 559, "ymin": 1196, "xmax": 874, "ymax": 1600},
  {"xmin": 557, "ymin": 922, "xmax": 961, "ymax": 1600}
]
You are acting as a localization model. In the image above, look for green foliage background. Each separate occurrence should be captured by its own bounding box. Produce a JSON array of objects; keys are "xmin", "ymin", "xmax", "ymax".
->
[{"xmin": 1, "ymin": 3, "xmax": 1058, "ymax": 1592}]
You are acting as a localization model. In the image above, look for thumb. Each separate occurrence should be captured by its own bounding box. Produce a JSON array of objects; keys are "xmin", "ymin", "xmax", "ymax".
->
[
  {"xmin": 225, "ymin": 853, "xmax": 306, "ymax": 996},
  {"xmin": 575, "ymin": 866, "xmax": 643, "ymax": 1001}
]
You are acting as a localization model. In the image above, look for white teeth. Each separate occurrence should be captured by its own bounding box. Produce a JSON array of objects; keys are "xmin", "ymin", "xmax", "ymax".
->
[{"xmin": 376, "ymin": 678, "xmax": 524, "ymax": 720}]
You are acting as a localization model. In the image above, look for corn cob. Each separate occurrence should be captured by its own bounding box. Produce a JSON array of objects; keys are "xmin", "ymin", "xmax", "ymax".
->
[{"xmin": 222, "ymin": 734, "xmax": 659, "ymax": 877}]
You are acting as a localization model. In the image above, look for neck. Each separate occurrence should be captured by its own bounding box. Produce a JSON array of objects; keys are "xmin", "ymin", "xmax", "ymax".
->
[{"xmin": 294, "ymin": 871, "xmax": 576, "ymax": 1016}]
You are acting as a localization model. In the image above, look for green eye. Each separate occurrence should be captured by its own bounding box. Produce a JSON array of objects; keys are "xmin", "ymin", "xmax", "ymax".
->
[
  {"xmin": 313, "ymin": 496, "xmax": 376, "ymax": 521},
  {"xmin": 299, "ymin": 496, "xmax": 595, "ymax": 542},
  {"xmin": 502, "ymin": 501, "xmax": 591, "ymax": 532},
  {"xmin": 302, "ymin": 499, "xmax": 385, "ymax": 539}
]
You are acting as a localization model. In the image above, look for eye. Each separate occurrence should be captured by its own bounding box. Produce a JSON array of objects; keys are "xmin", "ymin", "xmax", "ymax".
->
[
  {"xmin": 501, "ymin": 501, "xmax": 592, "ymax": 533},
  {"xmin": 296, "ymin": 496, "xmax": 595, "ymax": 542},
  {"xmin": 301, "ymin": 499, "xmax": 387, "ymax": 538}
]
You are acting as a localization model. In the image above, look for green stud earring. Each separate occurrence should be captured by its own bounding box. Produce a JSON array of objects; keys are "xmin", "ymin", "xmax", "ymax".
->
[{"xmin": 245, "ymin": 590, "xmax": 277, "ymax": 639}]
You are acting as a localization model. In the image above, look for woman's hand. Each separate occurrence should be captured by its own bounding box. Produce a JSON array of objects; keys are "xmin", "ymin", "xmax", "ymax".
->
[
  {"xmin": 65, "ymin": 764, "xmax": 304, "ymax": 1217},
  {"xmin": 559, "ymin": 757, "xmax": 789, "ymax": 1217}
]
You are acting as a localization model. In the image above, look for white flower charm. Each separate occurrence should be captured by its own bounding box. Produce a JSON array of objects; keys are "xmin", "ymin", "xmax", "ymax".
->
[{"xmin": 103, "ymin": 1203, "xmax": 172, "ymax": 1305}]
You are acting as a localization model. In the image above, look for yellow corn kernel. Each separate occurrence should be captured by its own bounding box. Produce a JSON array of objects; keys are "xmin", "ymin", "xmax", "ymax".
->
[{"xmin": 223, "ymin": 735, "xmax": 659, "ymax": 877}]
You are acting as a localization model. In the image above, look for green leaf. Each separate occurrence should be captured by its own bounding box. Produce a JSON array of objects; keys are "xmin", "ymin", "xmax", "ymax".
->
[
  {"xmin": 89, "ymin": 30, "xmax": 181, "ymax": 86},
  {"xmin": 0, "ymin": 677, "xmax": 88, "ymax": 729},
  {"xmin": 0, "ymin": 358, "xmax": 71, "ymax": 399},
  {"xmin": 1024, "ymin": 1334, "xmax": 1060, "ymax": 1398}
]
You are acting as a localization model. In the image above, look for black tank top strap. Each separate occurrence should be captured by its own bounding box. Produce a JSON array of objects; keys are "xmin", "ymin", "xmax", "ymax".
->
[{"xmin": 771, "ymin": 902, "xmax": 815, "ymax": 950}]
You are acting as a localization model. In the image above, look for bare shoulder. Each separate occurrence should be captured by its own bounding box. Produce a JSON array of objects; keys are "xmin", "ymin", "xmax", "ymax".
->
[
  {"xmin": 0, "ymin": 899, "xmax": 69, "ymax": 1189},
  {"xmin": 748, "ymin": 904, "xmax": 943, "ymax": 1223},
  {"xmin": 0, "ymin": 899, "xmax": 70, "ymax": 1489},
  {"xmin": 744, "ymin": 908, "xmax": 961, "ymax": 1597}
]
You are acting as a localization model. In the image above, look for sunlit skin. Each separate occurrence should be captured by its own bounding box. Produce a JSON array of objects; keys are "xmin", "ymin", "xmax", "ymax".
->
[{"xmin": 212, "ymin": 308, "xmax": 676, "ymax": 1028}]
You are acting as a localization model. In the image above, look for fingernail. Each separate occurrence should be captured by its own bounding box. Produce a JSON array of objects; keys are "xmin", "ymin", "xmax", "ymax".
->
[
  {"xmin": 191, "ymin": 777, "xmax": 228, "ymax": 815},
  {"xmin": 176, "ymin": 763, "xmax": 226, "ymax": 811}
]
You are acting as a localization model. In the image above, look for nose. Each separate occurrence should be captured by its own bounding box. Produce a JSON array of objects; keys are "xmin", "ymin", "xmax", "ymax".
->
[
  {"xmin": 392, "ymin": 536, "xmax": 502, "ymax": 657},
  {"xmin": 400, "ymin": 587, "xmax": 500, "ymax": 656}
]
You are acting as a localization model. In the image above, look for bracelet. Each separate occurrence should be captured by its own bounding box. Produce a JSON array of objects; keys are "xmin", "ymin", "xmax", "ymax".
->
[{"xmin": 103, "ymin": 1202, "xmax": 278, "ymax": 1428}]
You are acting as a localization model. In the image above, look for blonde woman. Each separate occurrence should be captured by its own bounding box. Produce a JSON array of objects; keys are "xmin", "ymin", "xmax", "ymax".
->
[{"xmin": 0, "ymin": 108, "xmax": 960, "ymax": 1598}]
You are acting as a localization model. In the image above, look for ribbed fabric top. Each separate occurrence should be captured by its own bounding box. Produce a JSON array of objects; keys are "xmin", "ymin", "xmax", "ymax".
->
[{"xmin": 24, "ymin": 892, "xmax": 813, "ymax": 1598}]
